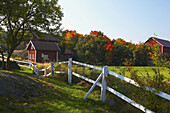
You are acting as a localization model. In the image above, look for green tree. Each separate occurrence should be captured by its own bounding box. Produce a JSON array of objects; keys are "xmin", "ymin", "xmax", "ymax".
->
[
  {"xmin": 133, "ymin": 43, "xmax": 152, "ymax": 66},
  {"xmin": 75, "ymin": 31, "xmax": 111, "ymax": 65},
  {"xmin": 0, "ymin": 0, "xmax": 63, "ymax": 69}
]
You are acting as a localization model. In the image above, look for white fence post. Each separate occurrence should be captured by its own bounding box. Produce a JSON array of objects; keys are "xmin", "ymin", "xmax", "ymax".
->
[
  {"xmin": 51, "ymin": 62, "xmax": 54, "ymax": 76},
  {"xmin": 33, "ymin": 65, "xmax": 35, "ymax": 74},
  {"xmin": 37, "ymin": 69, "xmax": 39, "ymax": 76},
  {"xmin": 29, "ymin": 62, "xmax": 31, "ymax": 69},
  {"xmin": 101, "ymin": 66, "xmax": 108, "ymax": 102},
  {"xmin": 44, "ymin": 67, "xmax": 47, "ymax": 76},
  {"xmin": 68, "ymin": 58, "xmax": 72, "ymax": 84}
]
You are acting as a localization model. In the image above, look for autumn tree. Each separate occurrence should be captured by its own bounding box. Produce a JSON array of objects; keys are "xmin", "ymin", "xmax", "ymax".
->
[
  {"xmin": 132, "ymin": 43, "xmax": 153, "ymax": 66},
  {"xmin": 59, "ymin": 30, "xmax": 82, "ymax": 60},
  {"xmin": 75, "ymin": 31, "xmax": 111, "ymax": 65},
  {"xmin": 0, "ymin": 0, "xmax": 63, "ymax": 69}
]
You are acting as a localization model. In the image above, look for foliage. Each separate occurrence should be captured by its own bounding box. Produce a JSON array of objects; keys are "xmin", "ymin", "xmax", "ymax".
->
[
  {"xmin": 75, "ymin": 31, "xmax": 111, "ymax": 65},
  {"xmin": 0, "ymin": 0, "xmax": 63, "ymax": 69},
  {"xmin": 11, "ymin": 50, "xmax": 28, "ymax": 60},
  {"xmin": 122, "ymin": 58, "xmax": 170, "ymax": 113},
  {"xmin": 59, "ymin": 30, "xmax": 82, "ymax": 60},
  {"xmin": 133, "ymin": 43, "xmax": 153, "ymax": 66},
  {"xmin": 61, "ymin": 29, "xmax": 168, "ymax": 66}
]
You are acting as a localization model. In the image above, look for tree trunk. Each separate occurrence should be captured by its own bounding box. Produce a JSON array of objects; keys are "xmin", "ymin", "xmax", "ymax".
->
[
  {"xmin": 6, "ymin": 51, "xmax": 13, "ymax": 70},
  {"xmin": 0, "ymin": 52, "xmax": 5, "ymax": 70}
]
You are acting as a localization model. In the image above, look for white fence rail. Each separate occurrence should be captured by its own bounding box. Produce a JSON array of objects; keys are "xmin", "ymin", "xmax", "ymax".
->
[
  {"xmin": 72, "ymin": 72, "xmax": 153, "ymax": 113},
  {"xmin": 70, "ymin": 58, "xmax": 170, "ymax": 112},
  {"xmin": 1, "ymin": 56, "xmax": 169, "ymax": 112},
  {"xmin": 72, "ymin": 60, "xmax": 170, "ymax": 101}
]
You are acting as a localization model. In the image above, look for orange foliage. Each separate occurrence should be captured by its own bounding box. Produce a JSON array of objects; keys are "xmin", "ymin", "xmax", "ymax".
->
[
  {"xmin": 89, "ymin": 30, "xmax": 111, "ymax": 42},
  {"xmin": 115, "ymin": 38, "xmax": 127, "ymax": 45}
]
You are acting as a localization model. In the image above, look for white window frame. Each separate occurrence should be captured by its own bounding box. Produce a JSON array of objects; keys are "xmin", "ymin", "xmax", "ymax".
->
[
  {"xmin": 32, "ymin": 54, "xmax": 34, "ymax": 59},
  {"xmin": 30, "ymin": 54, "xmax": 31, "ymax": 59}
]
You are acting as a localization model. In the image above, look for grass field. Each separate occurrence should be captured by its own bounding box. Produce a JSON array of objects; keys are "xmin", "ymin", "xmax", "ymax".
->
[
  {"xmin": 0, "ymin": 67, "xmax": 142, "ymax": 113},
  {"xmin": 108, "ymin": 66, "xmax": 170, "ymax": 78},
  {"xmin": 1, "ymin": 64, "xmax": 169, "ymax": 113}
]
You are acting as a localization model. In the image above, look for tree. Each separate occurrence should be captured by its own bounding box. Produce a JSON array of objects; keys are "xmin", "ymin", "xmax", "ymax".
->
[
  {"xmin": 0, "ymin": 0, "xmax": 63, "ymax": 69},
  {"xmin": 75, "ymin": 31, "xmax": 111, "ymax": 65},
  {"xmin": 59, "ymin": 30, "xmax": 82, "ymax": 60},
  {"xmin": 133, "ymin": 43, "xmax": 152, "ymax": 66},
  {"xmin": 0, "ymin": 31, "xmax": 7, "ymax": 69}
]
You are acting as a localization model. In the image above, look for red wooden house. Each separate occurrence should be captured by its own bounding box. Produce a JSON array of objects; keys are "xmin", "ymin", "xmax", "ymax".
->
[
  {"xmin": 26, "ymin": 33, "xmax": 61, "ymax": 63},
  {"xmin": 145, "ymin": 37, "xmax": 170, "ymax": 58}
]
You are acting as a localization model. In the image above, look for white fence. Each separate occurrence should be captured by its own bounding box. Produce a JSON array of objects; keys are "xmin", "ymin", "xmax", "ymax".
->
[
  {"xmin": 0, "ymin": 55, "xmax": 68, "ymax": 76},
  {"xmin": 16, "ymin": 60, "xmax": 68, "ymax": 76},
  {"xmin": 67, "ymin": 58, "xmax": 170, "ymax": 113},
  {"xmin": 1, "ymin": 56, "xmax": 169, "ymax": 113}
]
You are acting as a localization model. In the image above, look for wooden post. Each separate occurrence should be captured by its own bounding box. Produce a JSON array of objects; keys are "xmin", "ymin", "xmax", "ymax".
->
[
  {"xmin": 51, "ymin": 62, "xmax": 54, "ymax": 76},
  {"xmin": 29, "ymin": 62, "xmax": 31, "ymax": 69},
  {"xmin": 101, "ymin": 66, "xmax": 108, "ymax": 102},
  {"xmin": 33, "ymin": 65, "xmax": 35, "ymax": 74},
  {"xmin": 68, "ymin": 58, "xmax": 72, "ymax": 84},
  {"xmin": 44, "ymin": 67, "xmax": 47, "ymax": 76}
]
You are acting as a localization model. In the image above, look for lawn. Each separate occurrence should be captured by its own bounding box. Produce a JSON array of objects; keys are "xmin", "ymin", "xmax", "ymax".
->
[
  {"xmin": 108, "ymin": 66, "xmax": 170, "ymax": 78},
  {"xmin": 0, "ymin": 67, "xmax": 142, "ymax": 113}
]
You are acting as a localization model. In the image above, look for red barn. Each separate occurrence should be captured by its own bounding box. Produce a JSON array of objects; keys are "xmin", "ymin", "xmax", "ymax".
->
[
  {"xmin": 145, "ymin": 37, "xmax": 170, "ymax": 58},
  {"xmin": 26, "ymin": 41, "xmax": 60, "ymax": 63}
]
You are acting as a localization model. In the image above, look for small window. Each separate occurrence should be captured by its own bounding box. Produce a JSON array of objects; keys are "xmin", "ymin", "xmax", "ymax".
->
[
  {"xmin": 32, "ymin": 54, "xmax": 34, "ymax": 59},
  {"xmin": 30, "ymin": 54, "xmax": 31, "ymax": 59},
  {"xmin": 31, "ymin": 45, "xmax": 34, "ymax": 50}
]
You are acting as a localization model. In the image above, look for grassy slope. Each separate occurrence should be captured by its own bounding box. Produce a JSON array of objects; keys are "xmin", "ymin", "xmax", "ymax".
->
[{"xmin": 0, "ymin": 67, "xmax": 142, "ymax": 113}]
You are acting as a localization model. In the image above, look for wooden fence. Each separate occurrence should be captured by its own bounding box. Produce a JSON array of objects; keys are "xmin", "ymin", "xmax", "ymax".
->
[{"xmin": 1, "ymin": 56, "xmax": 170, "ymax": 113}]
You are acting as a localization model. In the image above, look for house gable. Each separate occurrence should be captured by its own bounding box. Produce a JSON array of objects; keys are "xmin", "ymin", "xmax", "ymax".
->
[
  {"xmin": 26, "ymin": 40, "xmax": 60, "ymax": 63},
  {"xmin": 145, "ymin": 37, "xmax": 170, "ymax": 58}
]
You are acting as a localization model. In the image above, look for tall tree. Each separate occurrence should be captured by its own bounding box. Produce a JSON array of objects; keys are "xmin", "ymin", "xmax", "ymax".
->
[
  {"xmin": 0, "ymin": 0, "xmax": 63, "ymax": 69},
  {"xmin": 75, "ymin": 31, "xmax": 111, "ymax": 65}
]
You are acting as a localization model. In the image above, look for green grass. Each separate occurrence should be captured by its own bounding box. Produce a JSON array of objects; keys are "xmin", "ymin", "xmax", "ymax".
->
[
  {"xmin": 0, "ymin": 67, "xmax": 142, "ymax": 113},
  {"xmin": 108, "ymin": 66, "xmax": 169, "ymax": 78}
]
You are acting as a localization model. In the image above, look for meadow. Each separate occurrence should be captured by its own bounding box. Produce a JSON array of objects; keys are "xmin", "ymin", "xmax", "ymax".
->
[
  {"xmin": 108, "ymin": 66, "xmax": 169, "ymax": 78},
  {"xmin": 0, "ymin": 62, "xmax": 169, "ymax": 113},
  {"xmin": 0, "ymin": 67, "xmax": 142, "ymax": 113}
]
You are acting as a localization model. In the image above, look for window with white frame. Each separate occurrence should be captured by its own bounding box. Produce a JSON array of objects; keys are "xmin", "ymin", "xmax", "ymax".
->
[
  {"xmin": 30, "ymin": 54, "xmax": 31, "ymax": 59},
  {"xmin": 32, "ymin": 54, "xmax": 34, "ymax": 59}
]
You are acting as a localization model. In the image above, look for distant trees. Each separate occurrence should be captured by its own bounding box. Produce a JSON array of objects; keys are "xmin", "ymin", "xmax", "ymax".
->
[
  {"xmin": 75, "ymin": 31, "xmax": 111, "ymax": 65},
  {"xmin": 60, "ymin": 30, "xmax": 160, "ymax": 66}
]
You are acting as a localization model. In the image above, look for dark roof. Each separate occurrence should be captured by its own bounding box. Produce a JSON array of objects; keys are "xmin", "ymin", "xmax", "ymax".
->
[
  {"xmin": 27, "ymin": 41, "xmax": 60, "ymax": 51},
  {"xmin": 32, "ymin": 32, "xmax": 60, "ymax": 42},
  {"xmin": 151, "ymin": 37, "xmax": 170, "ymax": 48}
]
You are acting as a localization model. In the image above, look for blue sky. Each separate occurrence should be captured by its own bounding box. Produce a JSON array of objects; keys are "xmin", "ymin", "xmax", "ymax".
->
[{"xmin": 58, "ymin": 0, "xmax": 170, "ymax": 43}]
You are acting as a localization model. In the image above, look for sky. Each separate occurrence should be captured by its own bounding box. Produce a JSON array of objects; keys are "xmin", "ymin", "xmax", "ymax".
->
[{"xmin": 58, "ymin": 0, "xmax": 170, "ymax": 43}]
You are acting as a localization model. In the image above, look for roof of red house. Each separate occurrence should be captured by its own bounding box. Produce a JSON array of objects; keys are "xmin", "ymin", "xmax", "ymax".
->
[
  {"xmin": 149, "ymin": 37, "xmax": 170, "ymax": 48},
  {"xmin": 26, "ymin": 41, "xmax": 61, "ymax": 51}
]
